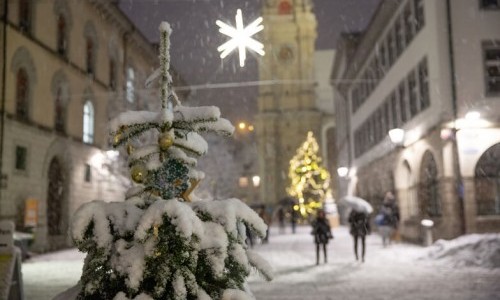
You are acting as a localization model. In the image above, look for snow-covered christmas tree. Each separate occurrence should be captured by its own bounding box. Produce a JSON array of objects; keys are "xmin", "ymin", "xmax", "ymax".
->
[
  {"xmin": 69, "ymin": 22, "xmax": 272, "ymax": 300},
  {"xmin": 287, "ymin": 131, "xmax": 331, "ymax": 218}
]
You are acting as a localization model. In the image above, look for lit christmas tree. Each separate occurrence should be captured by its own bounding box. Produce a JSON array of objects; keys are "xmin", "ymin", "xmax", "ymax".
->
[
  {"xmin": 287, "ymin": 132, "xmax": 331, "ymax": 218},
  {"xmin": 69, "ymin": 22, "xmax": 272, "ymax": 300}
]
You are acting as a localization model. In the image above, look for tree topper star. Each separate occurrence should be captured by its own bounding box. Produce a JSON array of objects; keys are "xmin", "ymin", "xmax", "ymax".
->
[{"xmin": 216, "ymin": 9, "xmax": 265, "ymax": 67}]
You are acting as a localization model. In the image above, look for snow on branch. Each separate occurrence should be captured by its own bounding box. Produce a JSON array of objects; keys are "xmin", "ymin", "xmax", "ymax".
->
[
  {"xmin": 173, "ymin": 132, "xmax": 208, "ymax": 156},
  {"xmin": 191, "ymin": 198, "xmax": 267, "ymax": 238},
  {"xmin": 135, "ymin": 200, "xmax": 204, "ymax": 241},
  {"xmin": 247, "ymin": 250, "xmax": 274, "ymax": 281},
  {"xmin": 192, "ymin": 118, "xmax": 235, "ymax": 136},
  {"xmin": 110, "ymin": 111, "xmax": 159, "ymax": 133},
  {"xmin": 174, "ymin": 106, "xmax": 221, "ymax": 122},
  {"xmin": 72, "ymin": 201, "xmax": 143, "ymax": 251}
]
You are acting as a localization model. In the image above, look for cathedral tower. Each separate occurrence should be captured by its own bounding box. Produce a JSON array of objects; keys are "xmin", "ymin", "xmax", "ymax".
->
[{"xmin": 256, "ymin": 0, "xmax": 324, "ymax": 205}]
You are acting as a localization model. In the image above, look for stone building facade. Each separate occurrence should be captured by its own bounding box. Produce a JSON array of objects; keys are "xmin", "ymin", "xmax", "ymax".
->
[
  {"xmin": 0, "ymin": 0, "xmax": 158, "ymax": 251},
  {"xmin": 332, "ymin": 0, "xmax": 500, "ymax": 243},
  {"xmin": 256, "ymin": 0, "xmax": 334, "ymax": 207}
]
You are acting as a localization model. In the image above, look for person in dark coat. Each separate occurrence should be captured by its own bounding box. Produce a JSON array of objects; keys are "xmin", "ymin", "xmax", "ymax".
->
[
  {"xmin": 348, "ymin": 210, "xmax": 370, "ymax": 262},
  {"xmin": 311, "ymin": 210, "xmax": 333, "ymax": 265}
]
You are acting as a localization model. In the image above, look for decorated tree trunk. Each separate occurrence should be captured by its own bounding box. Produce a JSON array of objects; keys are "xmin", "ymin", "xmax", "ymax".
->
[{"xmin": 70, "ymin": 22, "xmax": 272, "ymax": 300}]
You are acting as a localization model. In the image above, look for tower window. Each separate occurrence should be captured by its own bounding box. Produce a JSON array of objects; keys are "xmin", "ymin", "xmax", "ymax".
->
[
  {"xmin": 15, "ymin": 146, "xmax": 28, "ymax": 171},
  {"xmin": 86, "ymin": 38, "xmax": 94, "ymax": 75},
  {"xmin": 16, "ymin": 68, "xmax": 29, "ymax": 120},
  {"xmin": 109, "ymin": 60, "xmax": 117, "ymax": 91},
  {"xmin": 57, "ymin": 15, "xmax": 67, "ymax": 56},
  {"xmin": 480, "ymin": 0, "xmax": 499, "ymax": 9},
  {"xmin": 83, "ymin": 101, "xmax": 94, "ymax": 144},
  {"xmin": 19, "ymin": 0, "xmax": 31, "ymax": 33},
  {"xmin": 55, "ymin": 88, "xmax": 65, "ymax": 133},
  {"xmin": 126, "ymin": 67, "xmax": 135, "ymax": 103}
]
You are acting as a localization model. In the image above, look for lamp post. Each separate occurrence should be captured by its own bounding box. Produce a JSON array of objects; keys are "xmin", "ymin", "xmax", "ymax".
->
[{"xmin": 388, "ymin": 128, "xmax": 405, "ymax": 147}]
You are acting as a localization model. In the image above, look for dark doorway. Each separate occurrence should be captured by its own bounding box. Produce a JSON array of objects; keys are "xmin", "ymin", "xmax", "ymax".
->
[{"xmin": 47, "ymin": 158, "xmax": 65, "ymax": 235}]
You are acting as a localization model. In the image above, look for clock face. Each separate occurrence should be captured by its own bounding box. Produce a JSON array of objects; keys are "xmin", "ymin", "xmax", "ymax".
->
[
  {"xmin": 277, "ymin": 45, "xmax": 294, "ymax": 63},
  {"xmin": 278, "ymin": 0, "xmax": 293, "ymax": 14}
]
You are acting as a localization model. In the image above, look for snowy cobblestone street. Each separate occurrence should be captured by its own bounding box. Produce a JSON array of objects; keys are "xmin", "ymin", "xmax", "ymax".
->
[
  {"xmin": 248, "ymin": 226, "xmax": 500, "ymax": 300},
  {"xmin": 22, "ymin": 226, "xmax": 500, "ymax": 300}
]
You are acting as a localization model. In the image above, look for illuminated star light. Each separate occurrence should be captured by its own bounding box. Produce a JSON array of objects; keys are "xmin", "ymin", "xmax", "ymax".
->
[{"xmin": 216, "ymin": 9, "xmax": 265, "ymax": 67}]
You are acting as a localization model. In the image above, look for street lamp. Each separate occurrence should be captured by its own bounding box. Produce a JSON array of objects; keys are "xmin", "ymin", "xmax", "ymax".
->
[
  {"xmin": 388, "ymin": 128, "xmax": 405, "ymax": 147},
  {"xmin": 252, "ymin": 175, "xmax": 260, "ymax": 187},
  {"xmin": 337, "ymin": 167, "xmax": 349, "ymax": 178}
]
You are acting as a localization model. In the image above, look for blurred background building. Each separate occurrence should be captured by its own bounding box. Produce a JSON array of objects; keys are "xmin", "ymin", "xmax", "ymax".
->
[
  {"xmin": 0, "ymin": 0, "xmax": 160, "ymax": 251},
  {"xmin": 332, "ymin": 0, "xmax": 500, "ymax": 243},
  {"xmin": 256, "ymin": 0, "xmax": 335, "ymax": 207}
]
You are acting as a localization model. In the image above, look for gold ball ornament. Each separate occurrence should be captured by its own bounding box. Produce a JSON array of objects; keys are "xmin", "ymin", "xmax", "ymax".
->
[
  {"xmin": 131, "ymin": 164, "xmax": 148, "ymax": 183},
  {"xmin": 158, "ymin": 133, "xmax": 174, "ymax": 151},
  {"xmin": 113, "ymin": 132, "xmax": 122, "ymax": 146},
  {"xmin": 127, "ymin": 144, "xmax": 134, "ymax": 155}
]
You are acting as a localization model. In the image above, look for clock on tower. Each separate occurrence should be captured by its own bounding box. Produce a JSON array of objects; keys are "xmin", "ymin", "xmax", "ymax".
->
[{"xmin": 278, "ymin": 0, "xmax": 293, "ymax": 14}]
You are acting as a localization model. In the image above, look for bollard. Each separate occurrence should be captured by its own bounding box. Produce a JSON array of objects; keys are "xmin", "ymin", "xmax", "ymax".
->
[{"xmin": 421, "ymin": 219, "xmax": 434, "ymax": 247}]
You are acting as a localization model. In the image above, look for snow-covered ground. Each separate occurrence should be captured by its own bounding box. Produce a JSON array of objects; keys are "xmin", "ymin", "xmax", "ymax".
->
[{"xmin": 22, "ymin": 226, "xmax": 500, "ymax": 300}]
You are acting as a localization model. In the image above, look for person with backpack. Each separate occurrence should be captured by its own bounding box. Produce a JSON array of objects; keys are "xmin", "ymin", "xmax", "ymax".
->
[
  {"xmin": 348, "ymin": 209, "xmax": 370, "ymax": 262},
  {"xmin": 311, "ymin": 210, "xmax": 333, "ymax": 265},
  {"xmin": 376, "ymin": 192, "xmax": 400, "ymax": 247}
]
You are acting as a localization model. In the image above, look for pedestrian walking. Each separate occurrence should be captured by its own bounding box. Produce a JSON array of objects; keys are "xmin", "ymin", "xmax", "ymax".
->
[
  {"xmin": 375, "ymin": 192, "xmax": 400, "ymax": 247},
  {"xmin": 291, "ymin": 208, "xmax": 299, "ymax": 234},
  {"xmin": 348, "ymin": 209, "xmax": 370, "ymax": 262},
  {"xmin": 258, "ymin": 205, "xmax": 271, "ymax": 243},
  {"xmin": 311, "ymin": 210, "xmax": 333, "ymax": 265},
  {"xmin": 277, "ymin": 207, "xmax": 286, "ymax": 234}
]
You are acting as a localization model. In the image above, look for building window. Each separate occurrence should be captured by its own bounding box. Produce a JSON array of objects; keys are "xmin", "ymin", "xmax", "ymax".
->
[
  {"xmin": 15, "ymin": 146, "xmax": 27, "ymax": 171},
  {"xmin": 57, "ymin": 15, "xmax": 67, "ymax": 56},
  {"xmin": 404, "ymin": 4, "xmax": 414, "ymax": 46},
  {"xmin": 16, "ymin": 68, "xmax": 29, "ymax": 120},
  {"xmin": 419, "ymin": 151, "xmax": 441, "ymax": 217},
  {"xmin": 415, "ymin": 0, "xmax": 425, "ymax": 30},
  {"xmin": 480, "ymin": 0, "xmax": 499, "ymax": 9},
  {"xmin": 55, "ymin": 88, "xmax": 65, "ymax": 133},
  {"xmin": 83, "ymin": 101, "xmax": 94, "ymax": 144},
  {"xmin": 379, "ymin": 43, "xmax": 387, "ymax": 71},
  {"xmin": 484, "ymin": 42, "xmax": 500, "ymax": 95},
  {"xmin": 474, "ymin": 143, "xmax": 500, "ymax": 215},
  {"xmin": 390, "ymin": 93, "xmax": 399, "ymax": 128},
  {"xmin": 126, "ymin": 67, "xmax": 135, "ymax": 103},
  {"xmin": 84, "ymin": 164, "xmax": 92, "ymax": 182},
  {"xmin": 418, "ymin": 58, "xmax": 430, "ymax": 109},
  {"xmin": 86, "ymin": 38, "xmax": 94, "ymax": 75},
  {"xmin": 398, "ymin": 82, "xmax": 408, "ymax": 123},
  {"xmin": 109, "ymin": 60, "xmax": 117, "ymax": 91},
  {"xmin": 408, "ymin": 71, "xmax": 419, "ymax": 117},
  {"xmin": 395, "ymin": 17, "xmax": 404, "ymax": 57},
  {"xmin": 19, "ymin": 0, "xmax": 31, "ymax": 33},
  {"xmin": 383, "ymin": 103, "xmax": 390, "ymax": 137},
  {"xmin": 387, "ymin": 33, "xmax": 395, "ymax": 67}
]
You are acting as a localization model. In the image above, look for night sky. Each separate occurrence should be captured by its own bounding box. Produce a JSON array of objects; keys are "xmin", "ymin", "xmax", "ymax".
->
[{"xmin": 119, "ymin": 0, "xmax": 380, "ymax": 122}]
